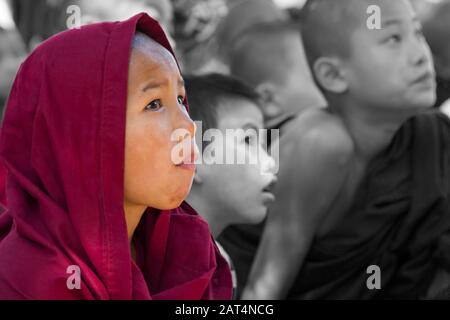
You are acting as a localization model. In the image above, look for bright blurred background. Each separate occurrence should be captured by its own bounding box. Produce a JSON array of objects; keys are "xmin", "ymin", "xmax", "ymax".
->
[{"xmin": 1, "ymin": 0, "xmax": 450, "ymax": 118}]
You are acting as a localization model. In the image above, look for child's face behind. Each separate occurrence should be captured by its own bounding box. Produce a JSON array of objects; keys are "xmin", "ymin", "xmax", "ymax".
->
[
  {"xmin": 199, "ymin": 101, "xmax": 277, "ymax": 225},
  {"xmin": 343, "ymin": 0, "xmax": 436, "ymax": 110},
  {"xmin": 124, "ymin": 39, "xmax": 197, "ymax": 211}
]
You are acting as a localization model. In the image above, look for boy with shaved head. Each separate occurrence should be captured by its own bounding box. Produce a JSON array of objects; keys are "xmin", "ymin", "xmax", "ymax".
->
[
  {"xmin": 217, "ymin": 20, "xmax": 325, "ymax": 297},
  {"xmin": 240, "ymin": 0, "xmax": 450, "ymax": 299},
  {"xmin": 225, "ymin": 21, "xmax": 325, "ymax": 128}
]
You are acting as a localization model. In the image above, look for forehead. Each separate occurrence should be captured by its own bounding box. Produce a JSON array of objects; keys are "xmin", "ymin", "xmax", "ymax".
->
[
  {"xmin": 350, "ymin": 0, "xmax": 416, "ymax": 29},
  {"xmin": 130, "ymin": 35, "xmax": 180, "ymax": 78},
  {"xmin": 348, "ymin": 0, "xmax": 418, "ymax": 47},
  {"xmin": 216, "ymin": 99, "xmax": 263, "ymax": 130},
  {"xmin": 378, "ymin": 0, "xmax": 416, "ymax": 24}
]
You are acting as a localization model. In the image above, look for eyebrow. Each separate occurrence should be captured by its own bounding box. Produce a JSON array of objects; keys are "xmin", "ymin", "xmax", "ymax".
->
[
  {"xmin": 383, "ymin": 16, "xmax": 420, "ymax": 28},
  {"xmin": 383, "ymin": 19, "xmax": 401, "ymax": 28},
  {"xmin": 142, "ymin": 78, "xmax": 185, "ymax": 92}
]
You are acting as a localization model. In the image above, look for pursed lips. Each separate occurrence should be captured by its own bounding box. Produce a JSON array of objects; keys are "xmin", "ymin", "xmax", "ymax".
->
[
  {"xmin": 262, "ymin": 176, "xmax": 278, "ymax": 194},
  {"xmin": 175, "ymin": 143, "xmax": 198, "ymax": 171},
  {"xmin": 410, "ymin": 71, "xmax": 435, "ymax": 85}
]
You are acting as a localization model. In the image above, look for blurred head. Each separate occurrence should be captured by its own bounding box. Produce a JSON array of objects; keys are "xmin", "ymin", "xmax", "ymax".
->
[
  {"xmin": 228, "ymin": 21, "xmax": 325, "ymax": 126},
  {"xmin": 186, "ymin": 74, "xmax": 277, "ymax": 226},
  {"xmin": 78, "ymin": 0, "xmax": 173, "ymax": 36},
  {"xmin": 124, "ymin": 32, "xmax": 197, "ymax": 211},
  {"xmin": 301, "ymin": 0, "xmax": 436, "ymax": 111},
  {"xmin": 422, "ymin": 1, "xmax": 450, "ymax": 81},
  {"xmin": 0, "ymin": 28, "xmax": 26, "ymax": 116}
]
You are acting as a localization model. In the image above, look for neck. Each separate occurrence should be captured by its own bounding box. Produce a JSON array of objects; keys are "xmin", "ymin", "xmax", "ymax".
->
[
  {"xmin": 186, "ymin": 191, "xmax": 228, "ymax": 238},
  {"xmin": 123, "ymin": 201, "xmax": 147, "ymax": 242},
  {"xmin": 330, "ymin": 98, "xmax": 418, "ymax": 161}
]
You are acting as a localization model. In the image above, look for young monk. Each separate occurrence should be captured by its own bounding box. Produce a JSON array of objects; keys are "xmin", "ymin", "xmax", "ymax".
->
[
  {"xmin": 242, "ymin": 0, "xmax": 450, "ymax": 299},
  {"xmin": 185, "ymin": 73, "xmax": 277, "ymax": 238},
  {"xmin": 217, "ymin": 20, "xmax": 325, "ymax": 296},
  {"xmin": 224, "ymin": 20, "xmax": 325, "ymax": 129},
  {"xmin": 184, "ymin": 74, "xmax": 278, "ymax": 297},
  {"xmin": 0, "ymin": 13, "xmax": 232, "ymax": 300}
]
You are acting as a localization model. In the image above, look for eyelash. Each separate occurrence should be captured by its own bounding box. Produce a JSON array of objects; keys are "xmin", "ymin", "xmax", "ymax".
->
[
  {"xmin": 145, "ymin": 99, "xmax": 163, "ymax": 111},
  {"xmin": 387, "ymin": 34, "xmax": 402, "ymax": 44},
  {"xmin": 244, "ymin": 135, "xmax": 259, "ymax": 145},
  {"xmin": 144, "ymin": 96, "xmax": 186, "ymax": 112},
  {"xmin": 385, "ymin": 26, "xmax": 424, "ymax": 45},
  {"xmin": 178, "ymin": 96, "xmax": 186, "ymax": 106}
]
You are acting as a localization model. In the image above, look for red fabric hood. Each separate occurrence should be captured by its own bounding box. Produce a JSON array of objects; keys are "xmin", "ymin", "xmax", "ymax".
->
[{"xmin": 0, "ymin": 13, "xmax": 232, "ymax": 300}]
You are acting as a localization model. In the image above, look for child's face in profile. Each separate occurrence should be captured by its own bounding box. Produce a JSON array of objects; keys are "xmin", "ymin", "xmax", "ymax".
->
[
  {"xmin": 198, "ymin": 101, "xmax": 277, "ymax": 225},
  {"xmin": 124, "ymin": 37, "xmax": 197, "ymax": 211},
  {"xmin": 343, "ymin": 0, "xmax": 436, "ymax": 110}
]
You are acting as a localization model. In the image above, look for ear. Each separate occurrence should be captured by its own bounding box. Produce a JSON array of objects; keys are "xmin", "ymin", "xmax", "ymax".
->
[
  {"xmin": 255, "ymin": 82, "xmax": 276, "ymax": 102},
  {"xmin": 313, "ymin": 57, "xmax": 348, "ymax": 94},
  {"xmin": 255, "ymin": 82, "xmax": 283, "ymax": 118}
]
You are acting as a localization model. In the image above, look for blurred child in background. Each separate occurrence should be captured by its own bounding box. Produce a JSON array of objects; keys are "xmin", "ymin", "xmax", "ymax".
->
[{"xmin": 185, "ymin": 73, "xmax": 278, "ymax": 298}]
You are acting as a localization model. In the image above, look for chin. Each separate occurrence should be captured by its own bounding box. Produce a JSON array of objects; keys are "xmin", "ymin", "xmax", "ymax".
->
[
  {"xmin": 153, "ymin": 187, "xmax": 192, "ymax": 210},
  {"xmin": 407, "ymin": 95, "xmax": 436, "ymax": 110},
  {"xmin": 156, "ymin": 199, "xmax": 185, "ymax": 211},
  {"xmin": 168, "ymin": 193, "xmax": 189, "ymax": 209},
  {"xmin": 242, "ymin": 208, "xmax": 268, "ymax": 225},
  {"xmin": 406, "ymin": 86, "xmax": 437, "ymax": 109}
]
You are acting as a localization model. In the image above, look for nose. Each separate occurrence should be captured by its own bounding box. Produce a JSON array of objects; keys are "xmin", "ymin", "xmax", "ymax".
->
[
  {"xmin": 260, "ymin": 147, "xmax": 277, "ymax": 176},
  {"xmin": 409, "ymin": 35, "xmax": 431, "ymax": 68},
  {"xmin": 173, "ymin": 99, "xmax": 196, "ymax": 137},
  {"xmin": 173, "ymin": 103, "xmax": 199, "ymax": 163}
]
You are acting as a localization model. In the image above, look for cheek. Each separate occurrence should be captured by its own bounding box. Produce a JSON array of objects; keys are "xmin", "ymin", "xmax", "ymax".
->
[
  {"xmin": 227, "ymin": 163, "xmax": 263, "ymax": 199},
  {"xmin": 351, "ymin": 57, "xmax": 400, "ymax": 99},
  {"xmin": 126, "ymin": 122, "xmax": 169, "ymax": 174},
  {"xmin": 124, "ymin": 119, "xmax": 177, "ymax": 205},
  {"xmin": 228, "ymin": 165, "xmax": 268, "ymax": 222}
]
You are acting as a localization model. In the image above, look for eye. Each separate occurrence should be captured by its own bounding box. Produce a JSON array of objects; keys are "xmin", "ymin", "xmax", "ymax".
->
[
  {"xmin": 177, "ymin": 96, "xmax": 185, "ymax": 105},
  {"xmin": 386, "ymin": 34, "xmax": 402, "ymax": 44},
  {"xmin": 145, "ymin": 99, "xmax": 163, "ymax": 112},
  {"xmin": 244, "ymin": 133, "xmax": 258, "ymax": 145}
]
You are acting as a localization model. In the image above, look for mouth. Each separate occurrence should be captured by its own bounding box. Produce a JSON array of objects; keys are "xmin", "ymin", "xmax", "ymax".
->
[
  {"xmin": 176, "ymin": 162, "xmax": 196, "ymax": 171},
  {"xmin": 262, "ymin": 177, "xmax": 277, "ymax": 202},
  {"xmin": 411, "ymin": 71, "xmax": 435, "ymax": 86},
  {"xmin": 175, "ymin": 152, "xmax": 197, "ymax": 171}
]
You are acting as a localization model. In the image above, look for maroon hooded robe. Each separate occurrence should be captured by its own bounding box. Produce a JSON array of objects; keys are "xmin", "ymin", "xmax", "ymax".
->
[{"xmin": 0, "ymin": 13, "xmax": 232, "ymax": 300}]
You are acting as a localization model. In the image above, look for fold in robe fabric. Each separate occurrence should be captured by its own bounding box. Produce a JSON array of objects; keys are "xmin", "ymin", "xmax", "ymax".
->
[
  {"xmin": 289, "ymin": 112, "xmax": 450, "ymax": 299},
  {"xmin": 0, "ymin": 13, "xmax": 232, "ymax": 300}
]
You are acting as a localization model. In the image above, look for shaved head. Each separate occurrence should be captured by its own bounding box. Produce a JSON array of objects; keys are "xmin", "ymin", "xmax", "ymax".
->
[
  {"xmin": 131, "ymin": 32, "xmax": 175, "ymax": 66},
  {"xmin": 422, "ymin": 1, "xmax": 450, "ymax": 75},
  {"xmin": 300, "ymin": 0, "xmax": 366, "ymax": 66},
  {"xmin": 228, "ymin": 22, "xmax": 306, "ymax": 87}
]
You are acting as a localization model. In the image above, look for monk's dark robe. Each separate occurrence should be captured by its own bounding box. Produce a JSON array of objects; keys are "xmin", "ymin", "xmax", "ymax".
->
[
  {"xmin": 220, "ymin": 111, "xmax": 450, "ymax": 299},
  {"xmin": 435, "ymin": 77, "xmax": 450, "ymax": 108}
]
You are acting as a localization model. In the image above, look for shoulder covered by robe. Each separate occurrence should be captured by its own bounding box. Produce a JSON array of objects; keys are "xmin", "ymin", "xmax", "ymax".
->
[
  {"xmin": 0, "ymin": 13, "xmax": 232, "ymax": 300},
  {"xmin": 290, "ymin": 111, "xmax": 450, "ymax": 299}
]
